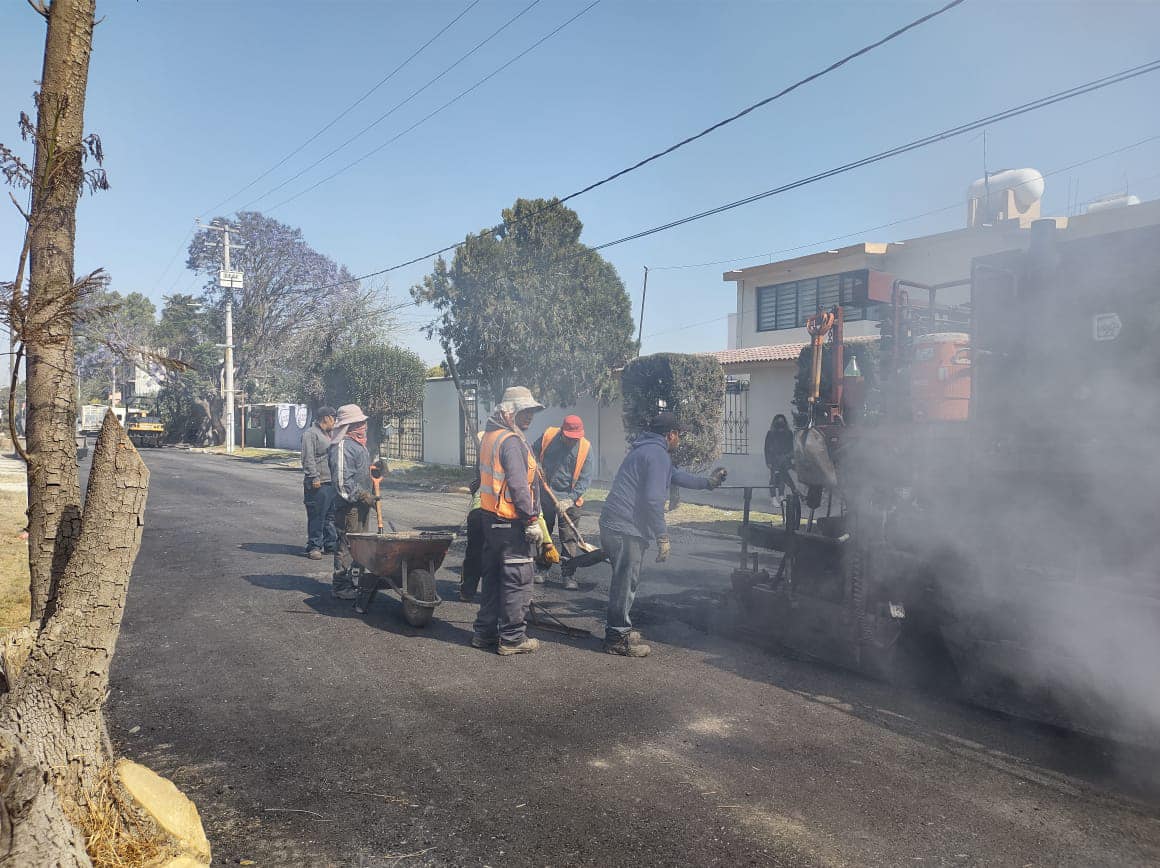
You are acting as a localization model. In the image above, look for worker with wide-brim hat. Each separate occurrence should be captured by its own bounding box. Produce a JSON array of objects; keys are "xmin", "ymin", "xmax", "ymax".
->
[
  {"xmin": 472, "ymin": 386, "xmax": 545, "ymax": 656},
  {"xmin": 327, "ymin": 403, "xmax": 378, "ymax": 600}
]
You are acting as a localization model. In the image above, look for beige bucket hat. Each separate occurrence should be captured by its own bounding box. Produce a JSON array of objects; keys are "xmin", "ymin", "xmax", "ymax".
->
[{"xmin": 497, "ymin": 386, "xmax": 544, "ymax": 415}]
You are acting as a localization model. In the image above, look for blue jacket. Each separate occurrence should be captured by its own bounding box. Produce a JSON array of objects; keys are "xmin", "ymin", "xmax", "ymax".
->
[{"xmin": 599, "ymin": 432, "xmax": 709, "ymax": 542}]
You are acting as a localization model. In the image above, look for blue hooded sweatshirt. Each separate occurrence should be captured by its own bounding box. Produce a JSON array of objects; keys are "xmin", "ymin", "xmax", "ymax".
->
[{"xmin": 599, "ymin": 431, "xmax": 709, "ymax": 543}]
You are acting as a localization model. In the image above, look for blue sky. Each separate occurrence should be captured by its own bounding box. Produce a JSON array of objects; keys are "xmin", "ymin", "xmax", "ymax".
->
[{"xmin": 2, "ymin": 0, "xmax": 1159, "ymax": 364}]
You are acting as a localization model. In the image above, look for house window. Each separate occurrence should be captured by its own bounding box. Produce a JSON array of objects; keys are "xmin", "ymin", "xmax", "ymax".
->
[
  {"xmin": 722, "ymin": 374, "xmax": 749, "ymax": 455},
  {"xmin": 756, "ymin": 269, "xmax": 873, "ymax": 331}
]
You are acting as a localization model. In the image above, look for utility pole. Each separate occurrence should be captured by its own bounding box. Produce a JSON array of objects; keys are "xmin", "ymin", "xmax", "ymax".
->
[
  {"xmin": 636, "ymin": 266, "xmax": 649, "ymax": 353},
  {"xmin": 198, "ymin": 220, "xmax": 243, "ymax": 454}
]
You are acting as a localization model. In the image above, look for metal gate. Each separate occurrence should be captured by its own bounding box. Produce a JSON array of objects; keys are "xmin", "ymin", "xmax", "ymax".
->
[
  {"xmin": 722, "ymin": 375, "xmax": 750, "ymax": 455},
  {"xmin": 387, "ymin": 413, "xmax": 424, "ymax": 462},
  {"xmin": 459, "ymin": 383, "xmax": 479, "ymax": 467}
]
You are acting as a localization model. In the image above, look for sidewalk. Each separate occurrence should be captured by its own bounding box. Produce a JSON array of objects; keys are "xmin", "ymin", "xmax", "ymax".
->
[{"xmin": 0, "ymin": 453, "xmax": 26, "ymax": 493}]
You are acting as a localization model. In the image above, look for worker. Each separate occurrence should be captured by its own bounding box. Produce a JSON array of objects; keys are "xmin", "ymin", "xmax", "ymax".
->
[
  {"xmin": 301, "ymin": 405, "xmax": 338, "ymax": 560},
  {"xmin": 472, "ymin": 386, "xmax": 544, "ymax": 656},
  {"xmin": 764, "ymin": 413, "xmax": 794, "ymax": 499},
  {"xmin": 327, "ymin": 404, "xmax": 378, "ymax": 601},
  {"xmin": 531, "ymin": 414, "xmax": 592, "ymax": 590},
  {"xmin": 598, "ymin": 412, "xmax": 727, "ymax": 657},
  {"xmin": 459, "ymin": 435, "xmax": 485, "ymax": 602}
]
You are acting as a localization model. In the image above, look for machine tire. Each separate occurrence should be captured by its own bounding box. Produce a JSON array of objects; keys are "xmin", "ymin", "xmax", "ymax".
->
[{"xmin": 402, "ymin": 568, "xmax": 436, "ymax": 627}]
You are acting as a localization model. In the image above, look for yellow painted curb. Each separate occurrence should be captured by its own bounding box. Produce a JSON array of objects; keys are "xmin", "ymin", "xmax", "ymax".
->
[{"xmin": 116, "ymin": 759, "xmax": 211, "ymax": 864}]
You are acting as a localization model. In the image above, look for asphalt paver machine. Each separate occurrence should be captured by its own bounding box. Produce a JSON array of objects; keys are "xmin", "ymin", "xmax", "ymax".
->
[{"xmin": 730, "ymin": 218, "xmax": 1160, "ymax": 738}]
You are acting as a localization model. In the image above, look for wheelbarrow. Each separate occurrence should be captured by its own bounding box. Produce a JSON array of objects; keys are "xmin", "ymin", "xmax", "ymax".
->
[{"xmin": 346, "ymin": 531, "xmax": 455, "ymax": 627}]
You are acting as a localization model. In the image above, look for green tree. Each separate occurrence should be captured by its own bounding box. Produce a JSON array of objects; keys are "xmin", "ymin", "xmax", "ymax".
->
[
  {"xmin": 413, "ymin": 197, "xmax": 635, "ymax": 406},
  {"xmin": 321, "ymin": 343, "xmax": 426, "ymax": 458},
  {"xmin": 151, "ymin": 294, "xmax": 222, "ymax": 444},
  {"xmin": 621, "ymin": 352, "xmax": 725, "ymax": 469}
]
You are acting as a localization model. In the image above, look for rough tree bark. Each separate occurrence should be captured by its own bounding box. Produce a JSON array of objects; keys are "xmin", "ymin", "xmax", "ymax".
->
[
  {"xmin": 0, "ymin": 413, "xmax": 149, "ymax": 864},
  {"xmin": 24, "ymin": 0, "xmax": 97, "ymax": 621}
]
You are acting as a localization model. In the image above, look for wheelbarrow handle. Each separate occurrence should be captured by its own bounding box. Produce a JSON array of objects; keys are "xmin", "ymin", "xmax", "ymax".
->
[{"xmin": 372, "ymin": 476, "xmax": 385, "ymax": 534}]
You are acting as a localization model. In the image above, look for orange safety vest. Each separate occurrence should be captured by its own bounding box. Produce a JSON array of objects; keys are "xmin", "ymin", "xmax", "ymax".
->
[
  {"xmin": 538, "ymin": 427, "xmax": 590, "ymax": 504},
  {"xmin": 479, "ymin": 429, "xmax": 537, "ymax": 520}
]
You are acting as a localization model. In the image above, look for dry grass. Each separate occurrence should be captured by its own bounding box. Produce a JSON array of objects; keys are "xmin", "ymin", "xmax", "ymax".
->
[
  {"xmin": 0, "ymin": 489, "xmax": 30, "ymax": 633},
  {"xmin": 580, "ymin": 485, "xmax": 779, "ymax": 537},
  {"xmin": 75, "ymin": 765, "xmax": 174, "ymax": 868}
]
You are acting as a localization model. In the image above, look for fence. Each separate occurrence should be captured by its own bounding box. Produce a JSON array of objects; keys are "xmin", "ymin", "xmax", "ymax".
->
[{"xmin": 387, "ymin": 413, "xmax": 424, "ymax": 462}]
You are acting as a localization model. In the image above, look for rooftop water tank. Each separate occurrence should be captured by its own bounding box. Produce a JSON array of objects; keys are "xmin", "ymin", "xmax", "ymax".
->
[{"xmin": 967, "ymin": 168, "xmax": 1045, "ymax": 226}]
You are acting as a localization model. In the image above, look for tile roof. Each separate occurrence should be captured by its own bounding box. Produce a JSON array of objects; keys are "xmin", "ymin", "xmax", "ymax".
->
[{"xmin": 706, "ymin": 334, "xmax": 878, "ymax": 366}]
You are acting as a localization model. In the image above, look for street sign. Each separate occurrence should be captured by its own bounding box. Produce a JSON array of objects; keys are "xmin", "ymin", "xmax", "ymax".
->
[{"xmin": 218, "ymin": 269, "xmax": 244, "ymax": 289}]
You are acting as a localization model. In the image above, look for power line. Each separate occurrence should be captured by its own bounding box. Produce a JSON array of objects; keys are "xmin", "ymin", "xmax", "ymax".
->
[
  {"xmin": 639, "ymin": 134, "xmax": 1160, "ymax": 341},
  {"xmin": 649, "ymin": 133, "xmax": 1160, "ymax": 271},
  {"xmin": 288, "ymin": 58, "xmax": 1160, "ymax": 298},
  {"xmin": 261, "ymin": 0, "xmax": 600, "ymax": 214},
  {"xmin": 587, "ymin": 59, "xmax": 1160, "ymax": 254},
  {"xmin": 201, "ymin": 0, "xmax": 483, "ymax": 217},
  {"xmin": 335, "ymin": 0, "xmax": 969, "ymax": 279},
  {"xmin": 241, "ymin": 0, "xmax": 549, "ymax": 211}
]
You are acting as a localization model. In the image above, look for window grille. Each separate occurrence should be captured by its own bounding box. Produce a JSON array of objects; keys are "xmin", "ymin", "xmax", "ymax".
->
[{"xmin": 722, "ymin": 374, "xmax": 750, "ymax": 455}]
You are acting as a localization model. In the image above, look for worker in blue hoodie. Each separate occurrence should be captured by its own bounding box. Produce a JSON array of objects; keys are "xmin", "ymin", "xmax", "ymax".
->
[{"xmin": 598, "ymin": 412, "xmax": 727, "ymax": 657}]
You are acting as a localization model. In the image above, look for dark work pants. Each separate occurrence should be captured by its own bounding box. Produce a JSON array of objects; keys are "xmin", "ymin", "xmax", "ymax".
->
[
  {"xmin": 304, "ymin": 480, "xmax": 338, "ymax": 552},
  {"xmin": 332, "ymin": 500, "xmax": 371, "ymax": 592},
  {"xmin": 542, "ymin": 496, "xmax": 583, "ymax": 560},
  {"xmin": 460, "ymin": 508, "xmax": 485, "ymax": 598},
  {"xmin": 601, "ymin": 526, "xmax": 647, "ymax": 642},
  {"xmin": 473, "ymin": 517, "xmax": 534, "ymax": 644}
]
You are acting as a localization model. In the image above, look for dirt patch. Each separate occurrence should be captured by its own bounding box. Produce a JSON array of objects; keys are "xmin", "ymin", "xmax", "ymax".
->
[{"xmin": 0, "ymin": 488, "xmax": 30, "ymax": 633}]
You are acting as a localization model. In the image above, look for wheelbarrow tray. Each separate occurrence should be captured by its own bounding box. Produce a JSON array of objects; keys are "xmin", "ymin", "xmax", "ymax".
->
[{"xmin": 347, "ymin": 531, "xmax": 455, "ymax": 577}]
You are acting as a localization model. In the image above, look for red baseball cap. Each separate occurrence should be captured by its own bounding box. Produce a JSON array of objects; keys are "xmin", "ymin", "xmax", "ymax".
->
[{"xmin": 561, "ymin": 415, "xmax": 585, "ymax": 439}]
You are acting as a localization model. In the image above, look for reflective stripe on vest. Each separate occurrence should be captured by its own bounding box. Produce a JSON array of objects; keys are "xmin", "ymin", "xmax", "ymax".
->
[
  {"xmin": 538, "ymin": 427, "xmax": 590, "ymax": 490},
  {"xmin": 479, "ymin": 429, "xmax": 536, "ymax": 520}
]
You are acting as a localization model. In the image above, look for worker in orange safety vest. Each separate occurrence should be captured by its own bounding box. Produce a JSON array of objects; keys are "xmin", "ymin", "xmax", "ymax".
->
[
  {"xmin": 531, "ymin": 414, "xmax": 593, "ymax": 590},
  {"xmin": 472, "ymin": 386, "xmax": 544, "ymax": 656}
]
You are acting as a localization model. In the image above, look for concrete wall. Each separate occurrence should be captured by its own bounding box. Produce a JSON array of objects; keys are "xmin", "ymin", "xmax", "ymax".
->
[
  {"xmin": 714, "ymin": 361, "xmax": 798, "ymax": 484},
  {"xmin": 422, "ymin": 378, "xmax": 464, "ymax": 466},
  {"xmin": 273, "ymin": 403, "xmax": 308, "ymax": 451}
]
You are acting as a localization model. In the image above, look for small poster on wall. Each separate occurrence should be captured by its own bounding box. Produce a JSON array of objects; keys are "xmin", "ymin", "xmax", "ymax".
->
[
  {"xmin": 277, "ymin": 404, "xmax": 291, "ymax": 429},
  {"xmin": 295, "ymin": 405, "xmax": 308, "ymax": 429}
]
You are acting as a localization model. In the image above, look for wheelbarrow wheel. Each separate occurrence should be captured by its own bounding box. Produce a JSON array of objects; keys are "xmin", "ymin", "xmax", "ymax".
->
[{"xmin": 403, "ymin": 568, "xmax": 437, "ymax": 627}]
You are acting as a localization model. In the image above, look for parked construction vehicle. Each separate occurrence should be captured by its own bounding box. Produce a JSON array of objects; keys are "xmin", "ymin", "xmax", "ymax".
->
[
  {"xmin": 731, "ymin": 218, "xmax": 1160, "ymax": 740},
  {"xmin": 126, "ymin": 409, "xmax": 164, "ymax": 448}
]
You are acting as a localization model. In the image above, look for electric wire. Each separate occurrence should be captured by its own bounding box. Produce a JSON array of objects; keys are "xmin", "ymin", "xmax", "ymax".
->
[
  {"xmin": 201, "ymin": 0, "xmax": 483, "ymax": 217},
  {"xmin": 307, "ymin": 57, "xmax": 1160, "ymax": 295},
  {"xmin": 261, "ymin": 0, "xmax": 600, "ymax": 215},
  {"xmin": 241, "ymin": 0, "xmax": 549, "ymax": 211},
  {"xmin": 323, "ymin": 0, "xmax": 969, "ymax": 277},
  {"xmin": 649, "ymin": 133, "xmax": 1160, "ymax": 271},
  {"xmin": 587, "ymin": 59, "xmax": 1160, "ymax": 254}
]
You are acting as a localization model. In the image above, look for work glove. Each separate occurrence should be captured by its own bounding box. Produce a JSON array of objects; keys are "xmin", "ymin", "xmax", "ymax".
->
[
  {"xmin": 707, "ymin": 467, "xmax": 728, "ymax": 490},
  {"xmin": 655, "ymin": 535, "xmax": 671, "ymax": 563},
  {"xmin": 524, "ymin": 521, "xmax": 545, "ymax": 546},
  {"xmin": 560, "ymin": 498, "xmax": 575, "ymax": 511},
  {"xmin": 357, "ymin": 491, "xmax": 377, "ymax": 506}
]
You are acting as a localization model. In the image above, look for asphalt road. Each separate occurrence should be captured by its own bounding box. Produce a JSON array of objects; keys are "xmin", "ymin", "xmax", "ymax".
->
[{"xmin": 107, "ymin": 450, "xmax": 1160, "ymax": 867}]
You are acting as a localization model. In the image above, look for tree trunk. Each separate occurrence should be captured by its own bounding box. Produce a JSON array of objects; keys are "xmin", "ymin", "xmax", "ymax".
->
[
  {"xmin": 24, "ymin": 0, "xmax": 98, "ymax": 622},
  {"xmin": 0, "ymin": 412, "xmax": 149, "ymax": 863}
]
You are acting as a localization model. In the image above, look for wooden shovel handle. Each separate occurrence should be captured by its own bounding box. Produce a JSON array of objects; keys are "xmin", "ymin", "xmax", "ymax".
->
[{"xmin": 372, "ymin": 476, "xmax": 384, "ymax": 534}]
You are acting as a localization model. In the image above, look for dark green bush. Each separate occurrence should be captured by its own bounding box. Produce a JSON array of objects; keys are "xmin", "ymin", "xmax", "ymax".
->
[{"xmin": 621, "ymin": 353, "xmax": 725, "ymax": 469}]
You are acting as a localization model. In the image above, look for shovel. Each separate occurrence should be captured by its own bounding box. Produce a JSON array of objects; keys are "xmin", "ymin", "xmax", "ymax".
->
[{"xmin": 370, "ymin": 462, "xmax": 396, "ymax": 534}]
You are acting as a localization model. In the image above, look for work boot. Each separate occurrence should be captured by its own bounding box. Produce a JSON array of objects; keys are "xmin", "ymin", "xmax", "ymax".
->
[
  {"xmin": 458, "ymin": 583, "xmax": 475, "ymax": 603},
  {"xmin": 562, "ymin": 575, "xmax": 579, "ymax": 591},
  {"xmin": 497, "ymin": 636, "xmax": 540, "ymax": 656},
  {"xmin": 604, "ymin": 636, "xmax": 650, "ymax": 657},
  {"xmin": 533, "ymin": 570, "xmax": 545, "ymax": 585},
  {"xmin": 306, "ymin": 549, "xmax": 323, "ymax": 560},
  {"xmin": 471, "ymin": 634, "xmax": 499, "ymax": 650},
  {"xmin": 331, "ymin": 587, "xmax": 358, "ymax": 601}
]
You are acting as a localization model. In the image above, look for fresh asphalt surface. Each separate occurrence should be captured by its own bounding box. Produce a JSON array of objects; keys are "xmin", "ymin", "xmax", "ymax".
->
[{"xmin": 106, "ymin": 449, "xmax": 1160, "ymax": 867}]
